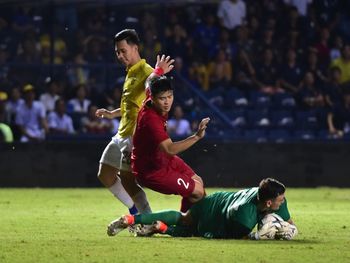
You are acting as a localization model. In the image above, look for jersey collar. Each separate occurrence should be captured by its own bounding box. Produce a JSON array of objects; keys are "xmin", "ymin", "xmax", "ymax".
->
[{"xmin": 127, "ymin": 59, "xmax": 146, "ymax": 73}]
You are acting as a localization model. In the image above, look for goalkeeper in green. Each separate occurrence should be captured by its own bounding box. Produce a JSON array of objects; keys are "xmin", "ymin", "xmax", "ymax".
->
[{"xmin": 107, "ymin": 178, "xmax": 297, "ymax": 240}]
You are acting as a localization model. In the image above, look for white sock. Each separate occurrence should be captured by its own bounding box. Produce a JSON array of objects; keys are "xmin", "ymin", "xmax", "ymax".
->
[
  {"xmin": 132, "ymin": 189, "xmax": 152, "ymax": 214},
  {"xmin": 108, "ymin": 176, "xmax": 134, "ymax": 209}
]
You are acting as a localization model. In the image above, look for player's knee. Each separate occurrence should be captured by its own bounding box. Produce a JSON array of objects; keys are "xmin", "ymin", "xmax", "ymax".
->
[
  {"xmin": 97, "ymin": 168, "xmax": 117, "ymax": 187},
  {"xmin": 191, "ymin": 186, "xmax": 205, "ymax": 202}
]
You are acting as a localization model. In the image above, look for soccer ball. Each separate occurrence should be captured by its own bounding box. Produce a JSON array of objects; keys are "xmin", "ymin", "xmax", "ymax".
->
[
  {"xmin": 258, "ymin": 213, "xmax": 298, "ymax": 240},
  {"xmin": 258, "ymin": 213, "xmax": 284, "ymax": 230},
  {"xmin": 254, "ymin": 213, "xmax": 284, "ymax": 240}
]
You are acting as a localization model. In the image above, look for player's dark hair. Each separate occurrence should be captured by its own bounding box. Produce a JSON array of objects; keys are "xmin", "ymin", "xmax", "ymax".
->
[
  {"xmin": 258, "ymin": 178, "xmax": 285, "ymax": 201},
  {"xmin": 114, "ymin": 29, "xmax": 140, "ymax": 46},
  {"xmin": 149, "ymin": 76, "xmax": 173, "ymax": 97}
]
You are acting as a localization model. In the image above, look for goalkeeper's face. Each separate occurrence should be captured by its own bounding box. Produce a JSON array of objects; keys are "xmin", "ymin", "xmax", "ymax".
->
[{"xmin": 268, "ymin": 193, "xmax": 285, "ymax": 211}]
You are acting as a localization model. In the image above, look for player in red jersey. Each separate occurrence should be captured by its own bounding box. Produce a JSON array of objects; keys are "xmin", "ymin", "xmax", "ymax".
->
[{"xmin": 132, "ymin": 57, "xmax": 210, "ymax": 212}]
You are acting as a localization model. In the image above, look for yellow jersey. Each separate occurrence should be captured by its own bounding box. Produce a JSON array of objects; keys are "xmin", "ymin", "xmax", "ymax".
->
[{"xmin": 118, "ymin": 59, "xmax": 153, "ymax": 138}]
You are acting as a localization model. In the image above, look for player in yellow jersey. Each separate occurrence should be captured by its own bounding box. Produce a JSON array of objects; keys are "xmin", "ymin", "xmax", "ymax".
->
[{"xmin": 95, "ymin": 29, "xmax": 154, "ymax": 216}]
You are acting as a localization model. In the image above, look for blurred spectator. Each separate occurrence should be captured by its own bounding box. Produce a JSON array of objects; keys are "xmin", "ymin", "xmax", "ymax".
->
[
  {"xmin": 39, "ymin": 31, "xmax": 68, "ymax": 64},
  {"xmin": 278, "ymin": 48, "xmax": 304, "ymax": 93},
  {"xmin": 140, "ymin": 11, "xmax": 157, "ymax": 34},
  {"xmin": 0, "ymin": 91, "xmax": 11, "ymax": 124},
  {"xmin": 164, "ymin": 24, "xmax": 188, "ymax": 60},
  {"xmin": 102, "ymin": 85, "xmax": 122, "ymax": 110},
  {"xmin": 167, "ymin": 105, "xmax": 192, "ymax": 137},
  {"xmin": 5, "ymin": 86, "xmax": 24, "ymax": 124},
  {"xmin": 0, "ymin": 91, "xmax": 13, "ymax": 143},
  {"xmin": 68, "ymin": 84, "xmax": 91, "ymax": 114},
  {"xmin": 81, "ymin": 104, "xmax": 112, "ymax": 134},
  {"xmin": 304, "ymin": 51, "xmax": 327, "ymax": 87},
  {"xmin": 188, "ymin": 57, "xmax": 209, "ymax": 91},
  {"xmin": 284, "ymin": 5, "xmax": 305, "ymax": 33},
  {"xmin": 217, "ymin": 0, "xmax": 246, "ymax": 31},
  {"xmin": 15, "ymin": 84, "xmax": 48, "ymax": 142},
  {"xmin": 254, "ymin": 27, "xmax": 276, "ymax": 60},
  {"xmin": 47, "ymin": 98, "xmax": 74, "ymax": 135},
  {"xmin": 210, "ymin": 28, "xmax": 237, "ymax": 60},
  {"xmin": 253, "ymin": 48, "xmax": 280, "ymax": 94},
  {"xmin": 139, "ymin": 29, "xmax": 162, "ymax": 66},
  {"xmin": 330, "ymin": 44, "xmax": 350, "ymax": 85},
  {"xmin": 40, "ymin": 77, "xmax": 60, "ymax": 113},
  {"xmin": 283, "ymin": 0, "xmax": 313, "ymax": 17},
  {"xmin": 54, "ymin": 3, "xmax": 78, "ymax": 32},
  {"xmin": 164, "ymin": 8, "xmax": 184, "ymax": 38},
  {"xmin": 247, "ymin": 15, "xmax": 260, "ymax": 41},
  {"xmin": 11, "ymin": 6, "xmax": 36, "ymax": 35},
  {"xmin": 298, "ymin": 71, "xmax": 325, "ymax": 109},
  {"xmin": 85, "ymin": 37, "xmax": 104, "ymax": 63},
  {"xmin": 67, "ymin": 53, "xmax": 90, "ymax": 87},
  {"xmin": 0, "ymin": 122, "xmax": 13, "ymax": 142},
  {"xmin": 312, "ymin": 0, "xmax": 341, "ymax": 29},
  {"xmin": 327, "ymin": 91, "xmax": 350, "ymax": 138},
  {"xmin": 324, "ymin": 67, "xmax": 344, "ymax": 108},
  {"xmin": 234, "ymin": 49, "xmax": 256, "ymax": 90},
  {"xmin": 329, "ymin": 35, "xmax": 343, "ymax": 61},
  {"xmin": 311, "ymin": 27, "xmax": 331, "ymax": 66},
  {"xmin": 207, "ymin": 49, "xmax": 232, "ymax": 89},
  {"xmin": 85, "ymin": 7, "xmax": 107, "ymax": 37},
  {"xmin": 15, "ymin": 37, "xmax": 40, "ymax": 63},
  {"xmin": 235, "ymin": 26, "xmax": 254, "ymax": 56},
  {"xmin": 193, "ymin": 12, "xmax": 219, "ymax": 57}
]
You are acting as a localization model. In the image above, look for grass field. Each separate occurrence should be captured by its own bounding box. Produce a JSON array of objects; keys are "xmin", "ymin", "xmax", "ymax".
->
[{"xmin": 1, "ymin": 188, "xmax": 350, "ymax": 263}]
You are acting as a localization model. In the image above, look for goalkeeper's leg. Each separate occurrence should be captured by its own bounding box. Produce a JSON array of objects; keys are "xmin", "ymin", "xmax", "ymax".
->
[{"xmin": 134, "ymin": 210, "xmax": 182, "ymax": 225}]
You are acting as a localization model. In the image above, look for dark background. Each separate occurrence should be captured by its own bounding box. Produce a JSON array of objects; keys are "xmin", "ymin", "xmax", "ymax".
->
[{"xmin": 1, "ymin": 141, "xmax": 349, "ymax": 187}]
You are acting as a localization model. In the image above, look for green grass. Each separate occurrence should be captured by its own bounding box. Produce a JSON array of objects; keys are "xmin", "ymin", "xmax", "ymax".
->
[{"xmin": 1, "ymin": 188, "xmax": 350, "ymax": 263}]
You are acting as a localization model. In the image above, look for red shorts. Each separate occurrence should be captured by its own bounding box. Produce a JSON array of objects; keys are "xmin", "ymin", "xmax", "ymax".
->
[{"xmin": 136, "ymin": 156, "xmax": 196, "ymax": 198}]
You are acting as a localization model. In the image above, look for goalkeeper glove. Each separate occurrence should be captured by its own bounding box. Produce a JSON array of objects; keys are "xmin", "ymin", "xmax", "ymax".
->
[
  {"xmin": 248, "ymin": 221, "xmax": 279, "ymax": 240},
  {"xmin": 275, "ymin": 221, "xmax": 298, "ymax": 240}
]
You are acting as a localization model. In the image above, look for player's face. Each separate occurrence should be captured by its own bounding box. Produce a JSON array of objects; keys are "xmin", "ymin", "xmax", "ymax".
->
[
  {"xmin": 152, "ymin": 90, "xmax": 174, "ymax": 115},
  {"xmin": 269, "ymin": 193, "xmax": 285, "ymax": 211},
  {"xmin": 115, "ymin": 40, "xmax": 138, "ymax": 67}
]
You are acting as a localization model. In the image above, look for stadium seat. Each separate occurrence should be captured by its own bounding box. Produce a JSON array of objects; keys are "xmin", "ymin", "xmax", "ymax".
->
[
  {"xmin": 224, "ymin": 88, "xmax": 248, "ymax": 109},
  {"xmin": 205, "ymin": 88, "xmax": 224, "ymax": 107},
  {"xmin": 343, "ymin": 132, "xmax": 350, "ymax": 141},
  {"xmin": 247, "ymin": 109, "xmax": 270, "ymax": 128},
  {"xmin": 272, "ymin": 93, "xmax": 296, "ymax": 110},
  {"xmin": 270, "ymin": 110, "xmax": 295, "ymax": 129},
  {"xmin": 294, "ymin": 130, "xmax": 316, "ymax": 141},
  {"xmin": 268, "ymin": 129, "xmax": 292, "ymax": 143},
  {"xmin": 249, "ymin": 91, "xmax": 271, "ymax": 109},
  {"xmin": 243, "ymin": 129, "xmax": 268, "ymax": 142},
  {"xmin": 295, "ymin": 110, "xmax": 318, "ymax": 130},
  {"xmin": 224, "ymin": 109, "xmax": 247, "ymax": 128}
]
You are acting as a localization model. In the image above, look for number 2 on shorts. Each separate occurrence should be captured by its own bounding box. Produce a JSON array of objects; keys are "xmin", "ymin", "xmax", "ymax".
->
[{"xmin": 177, "ymin": 178, "xmax": 189, "ymax": 189}]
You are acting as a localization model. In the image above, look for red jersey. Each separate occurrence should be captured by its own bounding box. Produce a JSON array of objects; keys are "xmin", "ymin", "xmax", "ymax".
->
[{"xmin": 132, "ymin": 99, "xmax": 173, "ymax": 176}]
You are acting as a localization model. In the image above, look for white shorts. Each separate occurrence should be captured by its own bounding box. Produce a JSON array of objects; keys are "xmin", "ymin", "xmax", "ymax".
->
[{"xmin": 99, "ymin": 134, "xmax": 133, "ymax": 171}]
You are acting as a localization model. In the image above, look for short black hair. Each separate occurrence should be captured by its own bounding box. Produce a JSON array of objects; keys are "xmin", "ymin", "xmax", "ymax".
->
[
  {"xmin": 258, "ymin": 178, "xmax": 285, "ymax": 202},
  {"xmin": 114, "ymin": 29, "xmax": 140, "ymax": 46},
  {"xmin": 149, "ymin": 76, "xmax": 173, "ymax": 97}
]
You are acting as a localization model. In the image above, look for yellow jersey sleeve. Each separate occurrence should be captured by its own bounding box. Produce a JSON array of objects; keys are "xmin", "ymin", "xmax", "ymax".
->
[{"xmin": 118, "ymin": 59, "xmax": 153, "ymax": 138}]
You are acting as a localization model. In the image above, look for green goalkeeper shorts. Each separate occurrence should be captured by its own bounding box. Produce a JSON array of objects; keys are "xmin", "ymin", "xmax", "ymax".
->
[{"xmin": 189, "ymin": 192, "xmax": 228, "ymax": 238}]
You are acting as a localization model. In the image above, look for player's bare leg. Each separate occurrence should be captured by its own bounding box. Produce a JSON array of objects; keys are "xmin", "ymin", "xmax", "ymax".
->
[
  {"xmin": 119, "ymin": 170, "xmax": 152, "ymax": 214},
  {"xmin": 180, "ymin": 174, "xmax": 205, "ymax": 212},
  {"xmin": 98, "ymin": 163, "xmax": 118, "ymax": 187},
  {"xmin": 98, "ymin": 163, "xmax": 137, "ymax": 214}
]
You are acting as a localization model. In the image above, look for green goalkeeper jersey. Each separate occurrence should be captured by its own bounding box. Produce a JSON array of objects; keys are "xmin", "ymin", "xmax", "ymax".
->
[{"xmin": 189, "ymin": 188, "xmax": 290, "ymax": 239}]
